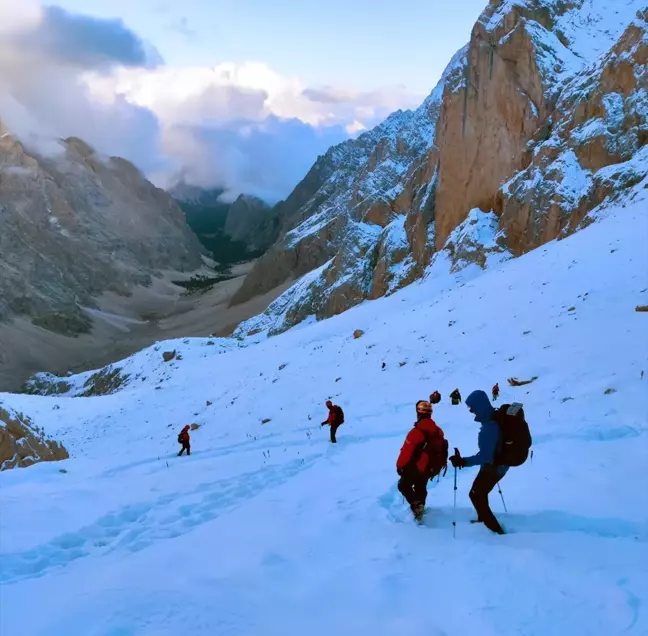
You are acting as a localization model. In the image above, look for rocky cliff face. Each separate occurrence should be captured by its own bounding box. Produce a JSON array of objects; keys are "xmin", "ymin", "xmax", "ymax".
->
[
  {"xmin": 0, "ymin": 131, "xmax": 204, "ymax": 335},
  {"xmin": 171, "ymin": 184, "xmax": 278, "ymax": 260},
  {"xmin": 234, "ymin": 0, "xmax": 648, "ymax": 337},
  {"xmin": 223, "ymin": 194, "xmax": 278, "ymax": 252},
  {"xmin": 0, "ymin": 404, "xmax": 68, "ymax": 470}
]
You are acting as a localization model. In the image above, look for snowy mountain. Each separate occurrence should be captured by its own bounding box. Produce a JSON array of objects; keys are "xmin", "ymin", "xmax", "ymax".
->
[
  {"xmin": 0, "ymin": 176, "xmax": 646, "ymax": 634},
  {"xmin": 232, "ymin": 0, "xmax": 648, "ymax": 336}
]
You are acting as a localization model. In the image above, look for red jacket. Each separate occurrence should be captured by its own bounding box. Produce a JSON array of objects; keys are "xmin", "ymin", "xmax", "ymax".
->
[
  {"xmin": 397, "ymin": 417, "xmax": 445, "ymax": 476},
  {"xmin": 325, "ymin": 405, "xmax": 343, "ymax": 425},
  {"xmin": 179, "ymin": 426, "xmax": 190, "ymax": 444}
]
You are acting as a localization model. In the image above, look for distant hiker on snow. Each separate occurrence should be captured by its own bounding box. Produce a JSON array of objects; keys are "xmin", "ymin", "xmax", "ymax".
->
[
  {"xmin": 177, "ymin": 425, "xmax": 191, "ymax": 456},
  {"xmin": 396, "ymin": 400, "xmax": 448, "ymax": 522},
  {"xmin": 429, "ymin": 390, "xmax": 441, "ymax": 405},
  {"xmin": 321, "ymin": 400, "xmax": 344, "ymax": 443},
  {"xmin": 450, "ymin": 390, "xmax": 531, "ymax": 535},
  {"xmin": 492, "ymin": 383, "xmax": 500, "ymax": 401},
  {"xmin": 450, "ymin": 388, "xmax": 462, "ymax": 405}
]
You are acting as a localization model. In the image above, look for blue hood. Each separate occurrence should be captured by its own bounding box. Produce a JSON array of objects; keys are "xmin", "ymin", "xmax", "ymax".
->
[{"xmin": 466, "ymin": 390, "xmax": 494, "ymax": 423}]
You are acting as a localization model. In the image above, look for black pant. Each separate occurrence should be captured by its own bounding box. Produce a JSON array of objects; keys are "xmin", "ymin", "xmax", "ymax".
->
[
  {"xmin": 398, "ymin": 474, "xmax": 428, "ymax": 509},
  {"xmin": 178, "ymin": 443, "xmax": 190, "ymax": 456},
  {"xmin": 329, "ymin": 423, "xmax": 340, "ymax": 443},
  {"xmin": 469, "ymin": 465, "xmax": 505, "ymax": 533}
]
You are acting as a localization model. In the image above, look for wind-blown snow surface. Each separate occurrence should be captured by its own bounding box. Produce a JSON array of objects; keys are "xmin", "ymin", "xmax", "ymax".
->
[{"xmin": 1, "ymin": 196, "xmax": 648, "ymax": 635}]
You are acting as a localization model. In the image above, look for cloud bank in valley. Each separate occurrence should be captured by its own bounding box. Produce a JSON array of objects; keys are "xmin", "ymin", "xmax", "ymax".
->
[{"xmin": 0, "ymin": 1, "xmax": 424, "ymax": 202}]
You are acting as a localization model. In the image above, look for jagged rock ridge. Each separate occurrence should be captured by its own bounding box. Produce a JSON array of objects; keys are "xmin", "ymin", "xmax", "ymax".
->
[{"xmin": 234, "ymin": 0, "xmax": 648, "ymax": 337}]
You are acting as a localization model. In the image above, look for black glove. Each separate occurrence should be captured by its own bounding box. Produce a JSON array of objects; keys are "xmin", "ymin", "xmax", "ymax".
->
[
  {"xmin": 450, "ymin": 448, "xmax": 465, "ymax": 468},
  {"xmin": 397, "ymin": 467, "xmax": 405, "ymax": 476}
]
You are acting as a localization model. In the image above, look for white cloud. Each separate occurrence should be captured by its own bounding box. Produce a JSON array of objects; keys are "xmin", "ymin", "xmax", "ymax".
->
[{"xmin": 0, "ymin": 1, "xmax": 425, "ymax": 202}]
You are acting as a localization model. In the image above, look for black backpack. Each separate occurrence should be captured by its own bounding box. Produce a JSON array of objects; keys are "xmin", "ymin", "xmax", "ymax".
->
[
  {"xmin": 333, "ymin": 405, "xmax": 344, "ymax": 424},
  {"xmin": 493, "ymin": 403, "xmax": 532, "ymax": 466},
  {"xmin": 177, "ymin": 433, "xmax": 184, "ymax": 444}
]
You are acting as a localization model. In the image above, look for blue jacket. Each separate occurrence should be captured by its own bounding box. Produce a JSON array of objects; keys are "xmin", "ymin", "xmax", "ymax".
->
[{"xmin": 462, "ymin": 390, "xmax": 508, "ymax": 476}]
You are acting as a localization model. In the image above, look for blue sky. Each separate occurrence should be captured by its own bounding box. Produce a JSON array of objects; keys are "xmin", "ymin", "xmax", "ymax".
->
[{"xmin": 51, "ymin": 0, "xmax": 486, "ymax": 94}]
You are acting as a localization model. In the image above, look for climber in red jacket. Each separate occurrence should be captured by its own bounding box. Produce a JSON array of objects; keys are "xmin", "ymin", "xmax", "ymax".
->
[
  {"xmin": 321, "ymin": 400, "xmax": 344, "ymax": 443},
  {"xmin": 396, "ymin": 400, "xmax": 448, "ymax": 521},
  {"xmin": 177, "ymin": 425, "xmax": 191, "ymax": 456}
]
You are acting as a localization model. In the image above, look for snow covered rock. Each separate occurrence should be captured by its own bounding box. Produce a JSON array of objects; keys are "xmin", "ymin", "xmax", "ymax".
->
[{"xmin": 0, "ymin": 404, "xmax": 68, "ymax": 470}]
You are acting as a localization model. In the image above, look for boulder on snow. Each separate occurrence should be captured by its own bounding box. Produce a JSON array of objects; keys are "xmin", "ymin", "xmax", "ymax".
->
[
  {"xmin": 190, "ymin": 423, "xmax": 201, "ymax": 431},
  {"xmin": 163, "ymin": 350, "xmax": 176, "ymax": 362},
  {"xmin": 353, "ymin": 329, "xmax": 365, "ymax": 339},
  {"xmin": 635, "ymin": 305, "xmax": 648, "ymax": 312},
  {"xmin": 261, "ymin": 418, "xmax": 271, "ymax": 424},
  {"xmin": 0, "ymin": 406, "xmax": 69, "ymax": 470}
]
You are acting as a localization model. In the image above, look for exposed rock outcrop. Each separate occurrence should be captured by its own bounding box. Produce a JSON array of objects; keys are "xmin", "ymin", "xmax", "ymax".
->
[
  {"xmin": 0, "ymin": 405, "xmax": 69, "ymax": 470},
  {"xmin": 234, "ymin": 0, "xmax": 647, "ymax": 337}
]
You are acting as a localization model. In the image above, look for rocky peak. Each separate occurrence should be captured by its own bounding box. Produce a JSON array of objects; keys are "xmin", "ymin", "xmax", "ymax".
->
[{"xmin": 0, "ymin": 130, "xmax": 204, "ymax": 334}]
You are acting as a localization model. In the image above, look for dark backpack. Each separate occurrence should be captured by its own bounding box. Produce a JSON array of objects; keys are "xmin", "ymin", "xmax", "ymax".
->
[
  {"xmin": 493, "ymin": 403, "xmax": 532, "ymax": 466},
  {"xmin": 332, "ymin": 405, "xmax": 344, "ymax": 424},
  {"xmin": 177, "ymin": 432, "xmax": 185, "ymax": 444},
  {"xmin": 412, "ymin": 428, "xmax": 449, "ymax": 479}
]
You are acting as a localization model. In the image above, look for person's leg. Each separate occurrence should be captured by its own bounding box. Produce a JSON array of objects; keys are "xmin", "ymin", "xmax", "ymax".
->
[
  {"xmin": 398, "ymin": 476, "xmax": 416, "ymax": 505},
  {"xmin": 412, "ymin": 477, "xmax": 428, "ymax": 507},
  {"xmin": 186, "ymin": 443, "xmax": 191, "ymax": 456},
  {"xmin": 469, "ymin": 466, "xmax": 504, "ymax": 534},
  {"xmin": 330, "ymin": 424, "xmax": 338, "ymax": 443},
  {"xmin": 178, "ymin": 446, "xmax": 185, "ymax": 456}
]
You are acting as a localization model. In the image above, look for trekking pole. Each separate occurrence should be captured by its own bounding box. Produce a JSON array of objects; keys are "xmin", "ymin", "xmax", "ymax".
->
[
  {"xmin": 452, "ymin": 447, "xmax": 459, "ymax": 538},
  {"xmin": 497, "ymin": 483, "xmax": 508, "ymax": 513}
]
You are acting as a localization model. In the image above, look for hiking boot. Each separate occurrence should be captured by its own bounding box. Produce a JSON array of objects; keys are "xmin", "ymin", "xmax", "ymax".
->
[
  {"xmin": 412, "ymin": 504, "xmax": 425, "ymax": 522},
  {"xmin": 484, "ymin": 518, "xmax": 505, "ymax": 534}
]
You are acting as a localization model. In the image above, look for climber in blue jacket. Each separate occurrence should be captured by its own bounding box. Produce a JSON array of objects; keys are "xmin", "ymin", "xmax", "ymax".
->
[{"xmin": 450, "ymin": 390, "xmax": 507, "ymax": 534}]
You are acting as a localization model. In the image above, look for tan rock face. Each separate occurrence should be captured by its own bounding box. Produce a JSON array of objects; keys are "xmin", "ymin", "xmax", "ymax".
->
[
  {"xmin": 433, "ymin": 5, "xmax": 553, "ymax": 251},
  {"xmin": 0, "ymin": 406, "xmax": 69, "ymax": 470}
]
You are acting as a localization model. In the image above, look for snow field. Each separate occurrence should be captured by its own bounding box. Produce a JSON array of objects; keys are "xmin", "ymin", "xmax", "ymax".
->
[{"xmin": 0, "ymin": 196, "xmax": 647, "ymax": 635}]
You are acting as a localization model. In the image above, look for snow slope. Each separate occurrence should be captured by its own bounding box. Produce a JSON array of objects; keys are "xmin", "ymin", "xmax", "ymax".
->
[{"xmin": 1, "ymin": 189, "xmax": 647, "ymax": 635}]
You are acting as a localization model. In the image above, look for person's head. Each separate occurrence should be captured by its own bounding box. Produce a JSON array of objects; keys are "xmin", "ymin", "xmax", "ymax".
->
[
  {"xmin": 415, "ymin": 400, "xmax": 432, "ymax": 420},
  {"xmin": 326, "ymin": 400, "xmax": 333, "ymax": 409},
  {"xmin": 182, "ymin": 425, "xmax": 190, "ymax": 431},
  {"xmin": 465, "ymin": 390, "xmax": 494, "ymax": 423}
]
